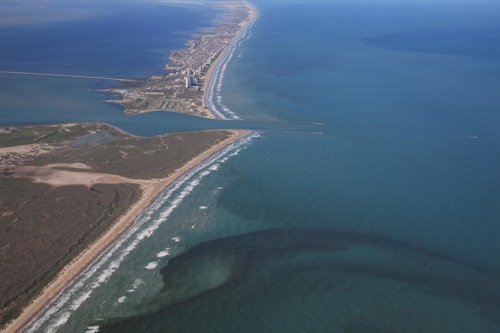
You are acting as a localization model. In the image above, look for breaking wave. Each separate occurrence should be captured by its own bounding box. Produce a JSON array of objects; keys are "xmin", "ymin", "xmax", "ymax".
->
[
  {"xmin": 21, "ymin": 132, "xmax": 260, "ymax": 333},
  {"xmin": 205, "ymin": 6, "xmax": 259, "ymax": 120}
]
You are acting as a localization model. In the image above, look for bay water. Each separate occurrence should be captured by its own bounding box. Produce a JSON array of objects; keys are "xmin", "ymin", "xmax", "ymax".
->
[{"xmin": 1, "ymin": 0, "xmax": 500, "ymax": 332}]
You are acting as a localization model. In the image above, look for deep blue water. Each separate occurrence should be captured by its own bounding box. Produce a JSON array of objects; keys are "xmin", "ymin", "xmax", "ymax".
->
[
  {"xmin": 2, "ymin": 1, "xmax": 500, "ymax": 332},
  {"xmin": 217, "ymin": 1, "xmax": 500, "ymax": 273}
]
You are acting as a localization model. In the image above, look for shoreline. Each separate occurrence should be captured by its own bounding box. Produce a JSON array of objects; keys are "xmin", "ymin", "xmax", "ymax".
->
[
  {"xmin": 104, "ymin": 0, "xmax": 256, "ymax": 120},
  {"xmin": 1, "ymin": 1, "xmax": 259, "ymax": 331},
  {"xmin": 203, "ymin": 0, "xmax": 258, "ymax": 119},
  {"xmin": 2, "ymin": 129, "xmax": 252, "ymax": 333}
]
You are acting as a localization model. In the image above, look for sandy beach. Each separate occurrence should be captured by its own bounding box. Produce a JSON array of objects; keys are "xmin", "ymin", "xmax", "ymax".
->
[
  {"xmin": 102, "ymin": 0, "xmax": 256, "ymax": 120},
  {"xmin": 2, "ymin": 129, "xmax": 252, "ymax": 333},
  {"xmin": 0, "ymin": 2, "xmax": 259, "ymax": 331},
  {"xmin": 203, "ymin": 1, "xmax": 258, "ymax": 119}
]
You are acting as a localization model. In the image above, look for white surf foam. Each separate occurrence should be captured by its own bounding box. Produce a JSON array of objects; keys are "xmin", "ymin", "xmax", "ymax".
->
[
  {"xmin": 206, "ymin": 6, "xmax": 259, "ymax": 120},
  {"xmin": 126, "ymin": 278, "xmax": 144, "ymax": 293},
  {"xmin": 132, "ymin": 279, "xmax": 144, "ymax": 288},
  {"xmin": 84, "ymin": 326, "xmax": 100, "ymax": 333},
  {"xmin": 205, "ymin": 8, "xmax": 259, "ymax": 120},
  {"xmin": 117, "ymin": 296, "xmax": 127, "ymax": 304},
  {"xmin": 23, "ymin": 132, "xmax": 261, "ymax": 332},
  {"xmin": 145, "ymin": 261, "xmax": 159, "ymax": 270},
  {"xmin": 44, "ymin": 311, "xmax": 71, "ymax": 333},
  {"xmin": 156, "ymin": 248, "xmax": 172, "ymax": 258},
  {"xmin": 69, "ymin": 291, "xmax": 92, "ymax": 311}
]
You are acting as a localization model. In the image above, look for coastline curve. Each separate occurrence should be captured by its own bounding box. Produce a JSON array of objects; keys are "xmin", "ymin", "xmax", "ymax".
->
[{"xmin": 7, "ymin": 131, "xmax": 257, "ymax": 333}]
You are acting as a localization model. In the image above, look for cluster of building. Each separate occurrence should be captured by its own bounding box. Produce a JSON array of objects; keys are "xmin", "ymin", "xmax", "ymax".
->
[
  {"xmin": 169, "ymin": 32, "xmax": 233, "ymax": 83},
  {"xmin": 104, "ymin": 1, "xmax": 250, "ymax": 118}
]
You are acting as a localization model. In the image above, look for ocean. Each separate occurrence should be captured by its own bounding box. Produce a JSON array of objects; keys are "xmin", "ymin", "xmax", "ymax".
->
[{"xmin": 2, "ymin": 0, "xmax": 500, "ymax": 332}]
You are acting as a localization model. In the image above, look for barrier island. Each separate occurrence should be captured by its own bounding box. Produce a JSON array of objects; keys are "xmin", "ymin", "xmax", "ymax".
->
[
  {"xmin": 105, "ymin": 0, "xmax": 257, "ymax": 119},
  {"xmin": 0, "ymin": 0, "xmax": 256, "ymax": 331},
  {"xmin": 0, "ymin": 123, "xmax": 250, "ymax": 331}
]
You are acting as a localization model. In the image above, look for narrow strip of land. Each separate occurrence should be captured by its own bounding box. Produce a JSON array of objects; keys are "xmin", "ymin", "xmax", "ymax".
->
[
  {"xmin": 0, "ymin": 71, "xmax": 139, "ymax": 82},
  {"xmin": 104, "ymin": 0, "xmax": 256, "ymax": 119}
]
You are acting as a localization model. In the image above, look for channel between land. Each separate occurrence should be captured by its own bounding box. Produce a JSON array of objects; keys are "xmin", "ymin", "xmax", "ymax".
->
[{"xmin": 1, "ymin": 1, "xmax": 257, "ymax": 332}]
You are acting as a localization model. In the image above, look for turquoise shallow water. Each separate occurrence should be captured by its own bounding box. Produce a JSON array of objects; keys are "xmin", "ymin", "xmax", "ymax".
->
[{"xmin": 2, "ymin": 0, "xmax": 500, "ymax": 332}]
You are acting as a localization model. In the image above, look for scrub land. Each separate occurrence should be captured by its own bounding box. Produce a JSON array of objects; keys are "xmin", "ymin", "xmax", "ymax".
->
[{"xmin": 0, "ymin": 123, "xmax": 250, "ymax": 330}]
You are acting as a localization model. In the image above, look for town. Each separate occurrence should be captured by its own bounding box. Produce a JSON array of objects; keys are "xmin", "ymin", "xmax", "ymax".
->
[{"xmin": 105, "ymin": 1, "xmax": 252, "ymax": 118}]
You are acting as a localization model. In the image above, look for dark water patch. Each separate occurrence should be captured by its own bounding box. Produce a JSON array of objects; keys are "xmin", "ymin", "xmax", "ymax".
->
[
  {"xmin": 363, "ymin": 29, "xmax": 500, "ymax": 58},
  {"xmin": 98, "ymin": 228, "xmax": 500, "ymax": 332}
]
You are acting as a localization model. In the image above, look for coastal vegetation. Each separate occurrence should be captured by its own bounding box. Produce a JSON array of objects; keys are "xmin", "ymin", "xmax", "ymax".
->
[
  {"xmin": 0, "ymin": 123, "xmax": 234, "ymax": 328},
  {"xmin": 0, "ymin": 0, "xmax": 255, "ymax": 331}
]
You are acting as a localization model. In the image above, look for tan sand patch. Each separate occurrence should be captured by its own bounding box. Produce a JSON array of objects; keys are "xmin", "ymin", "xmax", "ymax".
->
[{"xmin": 11, "ymin": 165, "xmax": 144, "ymax": 188}]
